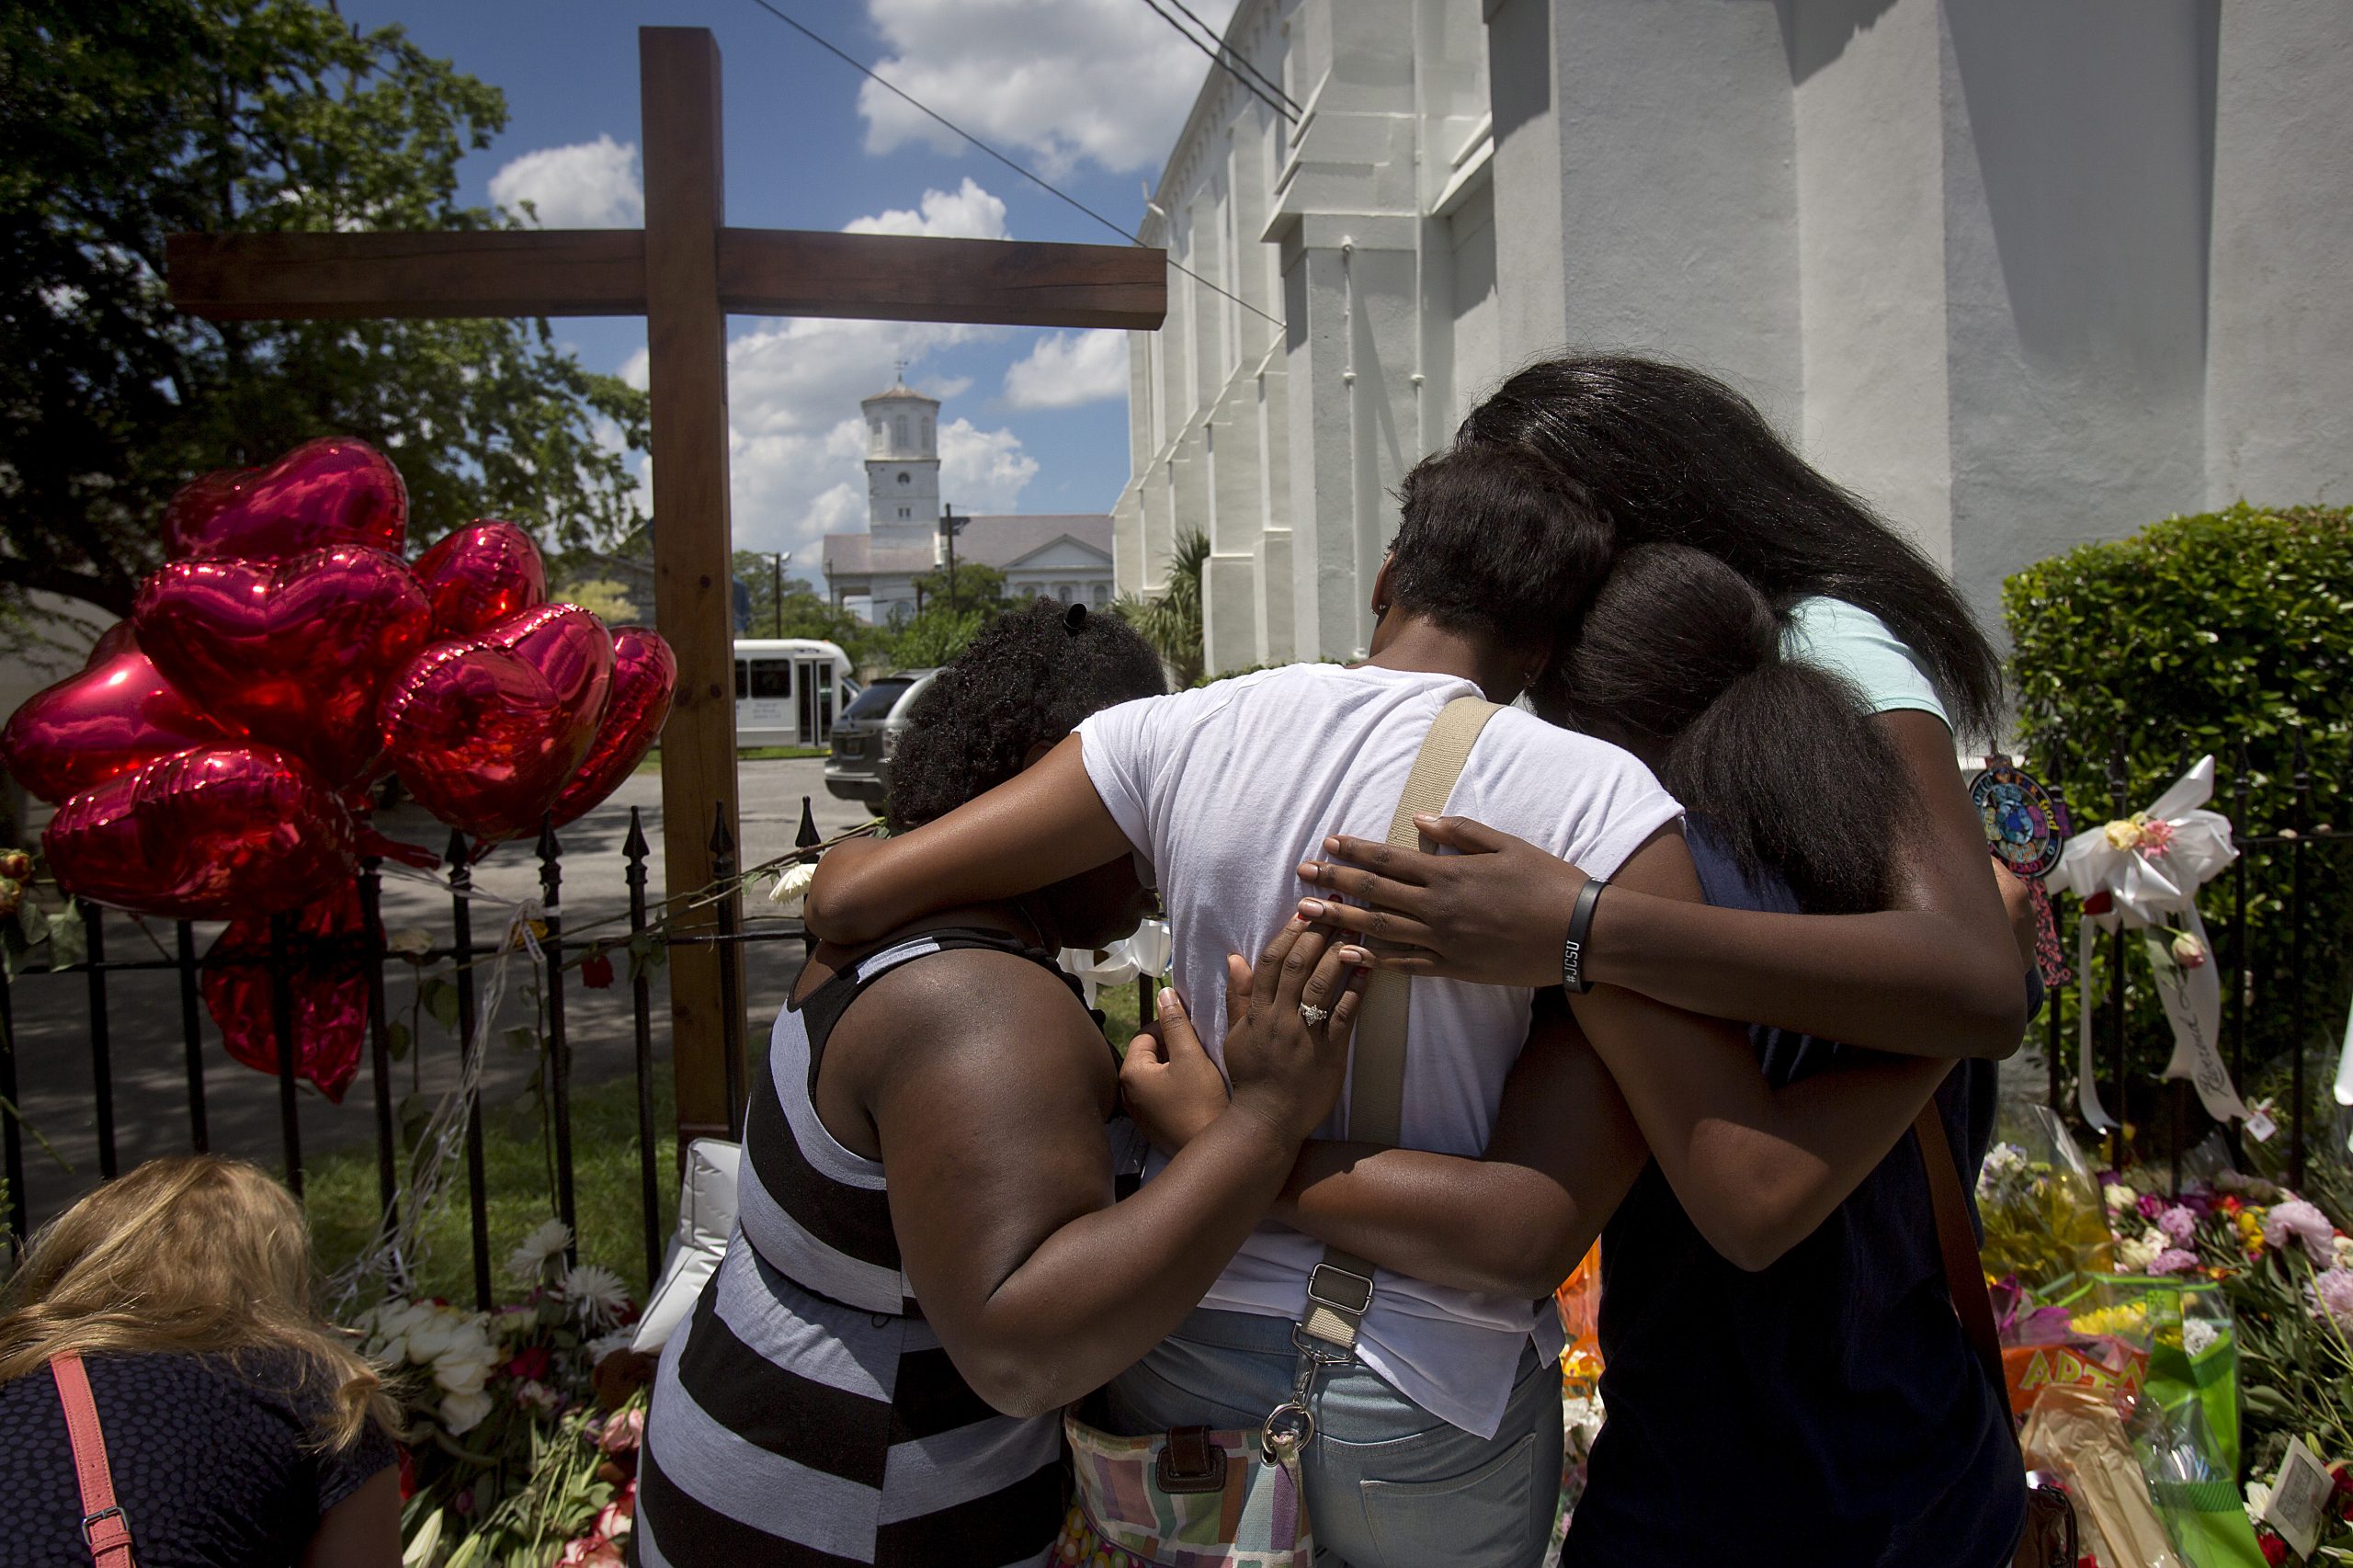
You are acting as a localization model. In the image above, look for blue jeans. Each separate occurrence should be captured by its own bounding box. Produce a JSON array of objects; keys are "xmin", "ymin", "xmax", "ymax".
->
[{"xmin": 1103, "ymin": 1308, "xmax": 1562, "ymax": 1568}]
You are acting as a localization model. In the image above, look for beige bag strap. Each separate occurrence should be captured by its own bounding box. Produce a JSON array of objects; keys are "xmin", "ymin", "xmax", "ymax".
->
[{"xmin": 1300, "ymin": 696, "xmax": 1503, "ymax": 1352}]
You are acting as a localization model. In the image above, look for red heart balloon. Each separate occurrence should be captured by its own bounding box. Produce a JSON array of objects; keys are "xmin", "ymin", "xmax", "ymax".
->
[
  {"xmin": 85, "ymin": 619, "xmax": 140, "ymax": 668},
  {"xmin": 411, "ymin": 521, "xmax": 547, "ymax": 638},
  {"xmin": 380, "ymin": 603, "xmax": 615, "ymax": 844},
  {"xmin": 551, "ymin": 626, "xmax": 676, "ymax": 828},
  {"xmin": 165, "ymin": 437, "xmax": 407, "ymax": 562},
  {"xmin": 136, "ymin": 545, "xmax": 434, "ymax": 790},
  {"xmin": 43, "ymin": 744, "xmax": 357, "ymax": 920},
  {"xmin": 202, "ymin": 882, "xmax": 369, "ymax": 1103},
  {"xmin": 1, "ymin": 647, "xmax": 234, "ymax": 804}
]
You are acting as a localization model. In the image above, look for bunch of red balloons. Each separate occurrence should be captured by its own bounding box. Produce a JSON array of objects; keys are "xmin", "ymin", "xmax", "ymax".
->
[{"xmin": 0, "ymin": 437, "xmax": 677, "ymax": 1097}]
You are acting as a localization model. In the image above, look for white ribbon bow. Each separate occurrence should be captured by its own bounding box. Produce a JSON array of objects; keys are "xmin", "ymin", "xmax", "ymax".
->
[
  {"xmin": 1061, "ymin": 916, "xmax": 1173, "ymax": 1006},
  {"xmin": 2047, "ymin": 756, "xmax": 2247, "ymax": 1129}
]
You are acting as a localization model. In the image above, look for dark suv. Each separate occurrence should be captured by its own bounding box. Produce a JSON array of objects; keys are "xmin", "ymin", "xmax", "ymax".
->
[{"xmin": 823, "ymin": 669, "xmax": 938, "ymax": 808}]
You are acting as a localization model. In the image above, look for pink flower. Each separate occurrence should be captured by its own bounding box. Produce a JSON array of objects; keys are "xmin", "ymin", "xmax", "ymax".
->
[
  {"xmin": 557, "ymin": 1535, "xmax": 623, "ymax": 1567},
  {"xmin": 2305, "ymin": 1267, "xmax": 2353, "ymax": 1334},
  {"xmin": 597, "ymin": 1407, "xmax": 645, "ymax": 1456},
  {"xmin": 2139, "ymin": 817, "xmax": 2177, "ymax": 855},
  {"xmin": 2265, "ymin": 1199, "xmax": 2337, "ymax": 1264},
  {"xmin": 2150, "ymin": 1248, "xmax": 2200, "ymax": 1276},
  {"xmin": 595, "ymin": 1493, "xmax": 635, "ymax": 1539},
  {"xmin": 2158, "ymin": 1205, "xmax": 2198, "ymax": 1244},
  {"xmin": 2138, "ymin": 1192, "xmax": 2167, "ymax": 1221},
  {"xmin": 2170, "ymin": 932, "xmax": 2207, "ymax": 969}
]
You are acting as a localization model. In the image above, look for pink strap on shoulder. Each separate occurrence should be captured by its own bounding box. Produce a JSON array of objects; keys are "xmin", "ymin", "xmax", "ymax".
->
[{"xmin": 51, "ymin": 1351, "xmax": 138, "ymax": 1567}]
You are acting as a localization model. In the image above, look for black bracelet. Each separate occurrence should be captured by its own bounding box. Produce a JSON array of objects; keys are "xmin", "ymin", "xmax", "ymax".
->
[{"xmin": 1562, "ymin": 878, "xmax": 1608, "ymax": 994}]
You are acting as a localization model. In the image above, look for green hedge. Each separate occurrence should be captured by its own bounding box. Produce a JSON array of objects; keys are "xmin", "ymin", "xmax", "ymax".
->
[{"xmin": 2004, "ymin": 504, "xmax": 2353, "ymax": 1165}]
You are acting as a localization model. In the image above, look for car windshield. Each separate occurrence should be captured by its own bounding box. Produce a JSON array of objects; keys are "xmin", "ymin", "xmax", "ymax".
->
[{"xmin": 842, "ymin": 678, "xmax": 914, "ymax": 720}]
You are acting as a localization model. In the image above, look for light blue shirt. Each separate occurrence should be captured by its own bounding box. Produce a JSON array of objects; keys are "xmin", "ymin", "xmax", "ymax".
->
[{"xmin": 1782, "ymin": 596, "xmax": 1949, "ymax": 725}]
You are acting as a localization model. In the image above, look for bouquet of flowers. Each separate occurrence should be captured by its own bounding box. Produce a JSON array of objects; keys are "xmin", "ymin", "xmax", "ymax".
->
[{"xmin": 353, "ymin": 1221, "xmax": 643, "ymax": 1562}]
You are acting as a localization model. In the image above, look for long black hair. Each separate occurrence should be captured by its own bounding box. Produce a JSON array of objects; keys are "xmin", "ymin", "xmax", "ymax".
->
[
  {"xmin": 1538, "ymin": 545, "xmax": 1909, "ymax": 914},
  {"xmin": 1458, "ymin": 355, "xmax": 2003, "ymax": 739},
  {"xmin": 886, "ymin": 599, "xmax": 1166, "ymax": 834}
]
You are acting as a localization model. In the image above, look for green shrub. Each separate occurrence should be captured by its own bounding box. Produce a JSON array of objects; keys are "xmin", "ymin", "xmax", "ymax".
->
[{"xmin": 2004, "ymin": 504, "xmax": 2353, "ymax": 1170}]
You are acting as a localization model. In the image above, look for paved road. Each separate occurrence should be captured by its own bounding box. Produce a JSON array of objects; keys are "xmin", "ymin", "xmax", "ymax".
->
[{"xmin": 6, "ymin": 758, "xmax": 875, "ymax": 1225}]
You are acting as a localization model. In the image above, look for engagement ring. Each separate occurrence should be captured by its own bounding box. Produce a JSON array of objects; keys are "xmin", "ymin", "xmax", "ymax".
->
[{"xmin": 1298, "ymin": 1004, "xmax": 1330, "ymax": 1026}]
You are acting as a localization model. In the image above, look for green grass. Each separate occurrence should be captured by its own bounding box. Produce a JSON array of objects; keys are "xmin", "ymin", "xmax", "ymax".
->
[{"xmin": 305, "ymin": 1074, "xmax": 679, "ymax": 1304}]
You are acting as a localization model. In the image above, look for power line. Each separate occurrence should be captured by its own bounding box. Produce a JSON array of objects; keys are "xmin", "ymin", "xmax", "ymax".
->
[
  {"xmin": 1158, "ymin": 0, "xmax": 1302, "ymax": 116},
  {"xmin": 1134, "ymin": 0, "xmax": 1291, "ymax": 124},
  {"xmin": 740, "ymin": 0, "xmax": 1283, "ymax": 331}
]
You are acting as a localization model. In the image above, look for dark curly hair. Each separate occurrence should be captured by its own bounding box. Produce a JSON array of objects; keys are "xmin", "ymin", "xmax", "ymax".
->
[{"xmin": 885, "ymin": 599, "xmax": 1168, "ymax": 834}]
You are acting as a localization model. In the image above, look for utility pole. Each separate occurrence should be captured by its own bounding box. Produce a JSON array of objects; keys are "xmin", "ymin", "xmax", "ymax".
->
[
  {"xmin": 941, "ymin": 502, "xmax": 959, "ymax": 615},
  {"xmin": 771, "ymin": 551, "xmax": 786, "ymax": 637}
]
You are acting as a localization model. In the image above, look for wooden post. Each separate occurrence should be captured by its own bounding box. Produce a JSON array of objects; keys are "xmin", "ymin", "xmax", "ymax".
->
[{"xmin": 640, "ymin": 27, "xmax": 743, "ymax": 1144}]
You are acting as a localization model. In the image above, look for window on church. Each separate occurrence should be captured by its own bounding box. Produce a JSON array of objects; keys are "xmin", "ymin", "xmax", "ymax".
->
[
  {"xmin": 869, "ymin": 418, "xmax": 881, "ymax": 438},
  {"xmin": 898, "ymin": 507, "xmax": 910, "ymax": 519},
  {"xmin": 922, "ymin": 417, "xmax": 932, "ymax": 446},
  {"xmin": 895, "ymin": 415, "xmax": 908, "ymax": 446},
  {"xmin": 897, "ymin": 472, "xmax": 910, "ymax": 484},
  {"xmin": 1092, "ymin": 584, "xmax": 1110, "ymax": 608}
]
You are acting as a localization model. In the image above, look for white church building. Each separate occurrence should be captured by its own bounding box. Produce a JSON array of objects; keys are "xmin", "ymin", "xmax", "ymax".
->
[
  {"xmin": 1118, "ymin": 0, "xmax": 2353, "ymax": 677},
  {"xmin": 823, "ymin": 379, "xmax": 1115, "ymax": 623}
]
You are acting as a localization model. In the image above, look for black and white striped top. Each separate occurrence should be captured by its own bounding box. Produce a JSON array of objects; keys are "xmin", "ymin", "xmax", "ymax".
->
[{"xmin": 636, "ymin": 929, "xmax": 1125, "ymax": 1568}]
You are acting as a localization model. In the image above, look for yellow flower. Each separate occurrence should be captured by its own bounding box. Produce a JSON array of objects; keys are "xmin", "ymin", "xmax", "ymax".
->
[
  {"xmin": 2103, "ymin": 818, "xmax": 2147, "ymax": 851},
  {"xmin": 2071, "ymin": 1301, "xmax": 2150, "ymax": 1337}
]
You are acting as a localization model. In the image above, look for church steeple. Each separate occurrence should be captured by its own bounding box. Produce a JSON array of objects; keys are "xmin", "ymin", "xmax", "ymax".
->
[{"xmin": 862, "ymin": 373, "xmax": 942, "ymax": 552}]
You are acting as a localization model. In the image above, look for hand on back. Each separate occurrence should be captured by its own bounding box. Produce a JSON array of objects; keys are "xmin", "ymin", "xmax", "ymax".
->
[
  {"xmin": 1120, "ymin": 918, "xmax": 1365, "ymax": 1152},
  {"xmin": 1294, "ymin": 813, "xmax": 1586, "ymax": 988}
]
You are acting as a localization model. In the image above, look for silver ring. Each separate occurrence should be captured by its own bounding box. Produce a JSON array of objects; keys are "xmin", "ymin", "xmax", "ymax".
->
[{"xmin": 1297, "ymin": 1003, "xmax": 1330, "ymax": 1027}]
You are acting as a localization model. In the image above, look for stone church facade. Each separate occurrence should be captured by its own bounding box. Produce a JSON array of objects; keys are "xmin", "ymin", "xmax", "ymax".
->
[{"xmin": 1119, "ymin": 0, "xmax": 2353, "ymax": 677}]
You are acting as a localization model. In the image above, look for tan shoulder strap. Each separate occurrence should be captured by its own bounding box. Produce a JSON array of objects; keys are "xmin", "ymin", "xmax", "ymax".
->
[
  {"xmin": 1914, "ymin": 1090, "xmax": 2006, "ymax": 1390},
  {"xmin": 1302, "ymin": 696, "xmax": 1504, "ymax": 1352}
]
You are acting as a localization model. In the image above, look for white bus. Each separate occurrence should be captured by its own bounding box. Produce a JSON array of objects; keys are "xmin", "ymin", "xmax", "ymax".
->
[{"xmin": 733, "ymin": 639, "xmax": 858, "ymax": 748}]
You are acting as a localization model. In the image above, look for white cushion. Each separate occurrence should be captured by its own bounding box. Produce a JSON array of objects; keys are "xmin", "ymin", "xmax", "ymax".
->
[{"xmin": 630, "ymin": 1138, "xmax": 744, "ymax": 1356}]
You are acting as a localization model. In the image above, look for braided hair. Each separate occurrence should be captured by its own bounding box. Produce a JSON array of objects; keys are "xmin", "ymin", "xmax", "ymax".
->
[{"xmin": 885, "ymin": 598, "xmax": 1167, "ymax": 834}]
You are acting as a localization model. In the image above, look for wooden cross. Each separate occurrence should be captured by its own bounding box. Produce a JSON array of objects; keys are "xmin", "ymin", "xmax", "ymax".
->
[{"xmin": 166, "ymin": 27, "xmax": 1165, "ymax": 1144}]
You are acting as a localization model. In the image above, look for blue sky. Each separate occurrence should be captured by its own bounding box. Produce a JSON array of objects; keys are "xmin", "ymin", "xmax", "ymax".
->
[{"xmin": 336, "ymin": 0, "xmax": 1234, "ymax": 583}]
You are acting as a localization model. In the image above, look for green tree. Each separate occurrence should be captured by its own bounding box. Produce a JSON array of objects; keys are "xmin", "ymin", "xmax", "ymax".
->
[
  {"xmin": 888, "ymin": 604, "xmax": 987, "ymax": 669},
  {"xmin": 1115, "ymin": 528, "xmax": 1209, "ymax": 686},
  {"xmin": 729, "ymin": 550, "xmax": 891, "ymax": 670},
  {"xmin": 0, "ymin": 0, "xmax": 650, "ymax": 621},
  {"xmin": 908, "ymin": 561, "xmax": 1007, "ymax": 619}
]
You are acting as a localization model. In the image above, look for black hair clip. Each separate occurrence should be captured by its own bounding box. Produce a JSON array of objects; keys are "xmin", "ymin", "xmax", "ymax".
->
[{"xmin": 1063, "ymin": 602, "xmax": 1088, "ymax": 634}]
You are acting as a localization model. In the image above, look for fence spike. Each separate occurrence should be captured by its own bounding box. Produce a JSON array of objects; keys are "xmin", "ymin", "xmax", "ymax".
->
[
  {"xmin": 797, "ymin": 794, "xmax": 822, "ymax": 850},
  {"xmin": 622, "ymin": 804, "xmax": 650, "ymax": 862},
  {"xmin": 538, "ymin": 812, "xmax": 563, "ymax": 908},
  {"xmin": 709, "ymin": 801, "xmax": 736, "ymax": 861}
]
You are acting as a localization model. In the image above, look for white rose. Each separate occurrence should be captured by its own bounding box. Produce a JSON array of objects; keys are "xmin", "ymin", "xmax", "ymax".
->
[
  {"xmin": 2105, "ymin": 1183, "xmax": 2136, "ymax": 1211},
  {"xmin": 2115, "ymin": 1232, "xmax": 2163, "ymax": 1274},
  {"xmin": 439, "ymin": 1389, "xmax": 494, "ymax": 1436},
  {"xmin": 434, "ymin": 1354, "xmax": 491, "ymax": 1397},
  {"xmin": 404, "ymin": 1316, "xmax": 462, "ymax": 1364}
]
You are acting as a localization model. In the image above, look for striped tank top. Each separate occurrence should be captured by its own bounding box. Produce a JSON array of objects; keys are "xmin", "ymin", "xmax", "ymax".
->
[{"xmin": 637, "ymin": 929, "xmax": 1126, "ymax": 1568}]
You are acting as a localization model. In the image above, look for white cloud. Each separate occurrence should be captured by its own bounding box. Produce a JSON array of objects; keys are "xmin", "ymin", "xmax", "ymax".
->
[
  {"xmin": 858, "ymin": 0, "xmax": 1243, "ymax": 177},
  {"xmin": 841, "ymin": 177, "xmax": 1008, "ymax": 240},
  {"xmin": 1002, "ymin": 328, "xmax": 1130, "ymax": 410},
  {"xmin": 621, "ymin": 182, "xmax": 1043, "ymax": 563},
  {"xmin": 489, "ymin": 135, "xmax": 643, "ymax": 228}
]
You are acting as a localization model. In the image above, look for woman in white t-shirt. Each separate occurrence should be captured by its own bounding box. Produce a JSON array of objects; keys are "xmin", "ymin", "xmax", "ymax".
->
[{"xmin": 806, "ymin": 446, "xmax": 1986, "ymax": 1568}]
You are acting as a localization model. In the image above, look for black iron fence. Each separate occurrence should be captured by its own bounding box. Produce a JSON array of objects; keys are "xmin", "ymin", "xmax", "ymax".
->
[
  {"xmin": 2029, "ymin": 734, "xmax": 2352, "ymax": 1194},
  {"xmin": 0, "ymin": 803, "xmax": 809, "ymax": 1304}
]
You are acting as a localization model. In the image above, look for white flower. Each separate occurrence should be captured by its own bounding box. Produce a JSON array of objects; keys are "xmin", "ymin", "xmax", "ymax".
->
[
  {"xmin": 439, "ymin": 1388, "xmax": 494, "ymax": 1436},
  {"xmin": 2114, "ymin": 1231, "xmax": 2164, "ymax": 1274},
  {"xmin": 585, "ymin": 1328, "xmax": 639, "ymax": 1364},
  {"xmin": 768, "ymin": 859, "xmax": 818, "ymax": 915},
  {"xmin": 560, "ymin": 1263, "xmax": 631, "ymax": 1331},
  {"xmin": 513, "ymin": 1378, "xmax": 560, "ymax": 1413},
  {"xmin": 384, "ymin": 926, "xmax": 435, "ymax": 960},
  {"xmin": 2335, "ymin": 1234, "xmax": 2353, "ymax": 1271},
  {"xmin": 434, "ymin": 1353, "xmax": 491, "ymax": 1398},
  {"xmin": 506, "ymin": 1218, "xmax": 574, "ymax": 1285},
  {"xmin": 2105, "ymin": 1183, "xmax": 2137, "ymax": 1212},
  {"xmin": 2181, "ymin": 1319, "xmax": 2221, "ymax": 1356},
  {"xmin": 2246, "ymin": 1481, "xmax": 2273, "ymax": 1519}
]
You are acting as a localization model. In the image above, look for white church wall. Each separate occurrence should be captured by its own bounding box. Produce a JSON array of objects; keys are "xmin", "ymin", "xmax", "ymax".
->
[
  {"xmin": 2206, "ymin": 0, "xmax": 2353, "ymax": 511},
  {"xmin": 1939, "ymin": 0, "xmax": 2212, "ymax": 633},
  {"xmin": 1788, "ymin": 0, "xmax": 1956, "ymax": 572}
]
